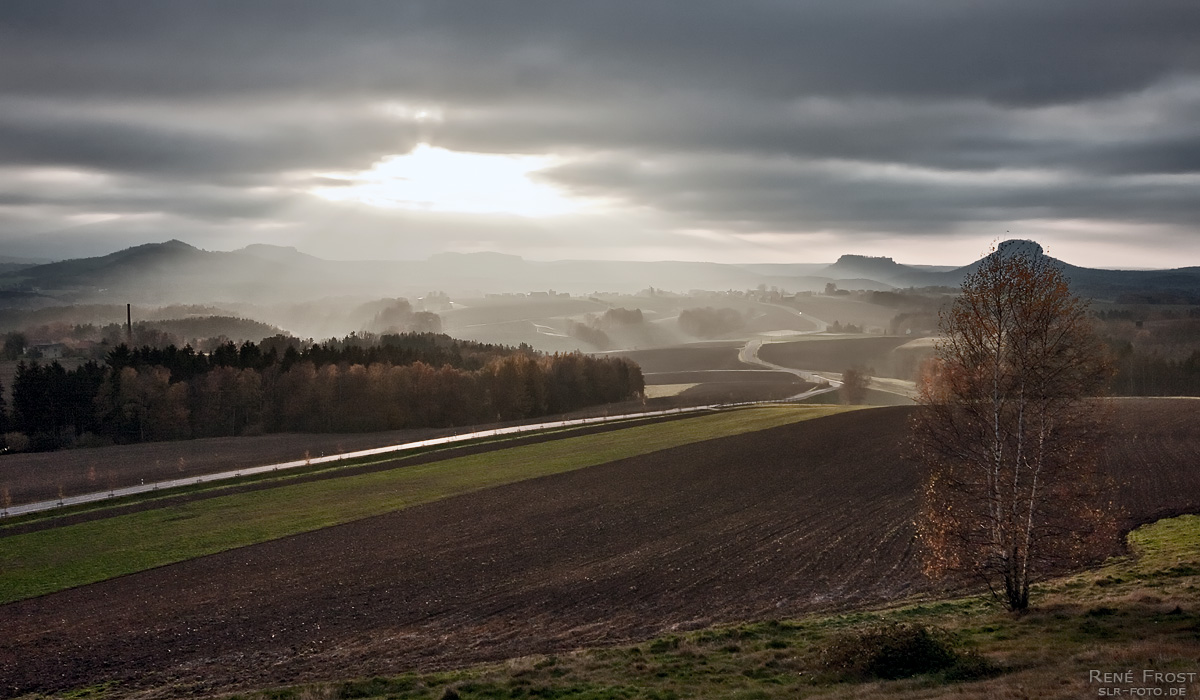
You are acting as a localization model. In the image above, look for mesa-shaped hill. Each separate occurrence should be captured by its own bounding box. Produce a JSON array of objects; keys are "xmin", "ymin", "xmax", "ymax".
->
[
  {"xmin": 821, "ymin": 239, "xmax": 1200, "ymax": 302},
  {"xmin": 0, "ymin": 238, "xmax": 1197, "ymax": 305}
]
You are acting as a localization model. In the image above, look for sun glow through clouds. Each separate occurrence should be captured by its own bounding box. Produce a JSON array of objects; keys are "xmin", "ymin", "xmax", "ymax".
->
[{"xmin": 310, "ymin": 144, "xmax": 582, "ymax": 217}]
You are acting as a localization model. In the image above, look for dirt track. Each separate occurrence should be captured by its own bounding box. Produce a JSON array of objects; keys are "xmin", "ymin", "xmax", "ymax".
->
[{"xmin": 2, "ymin": 399, "xmax": 1198, "ymax": 698}]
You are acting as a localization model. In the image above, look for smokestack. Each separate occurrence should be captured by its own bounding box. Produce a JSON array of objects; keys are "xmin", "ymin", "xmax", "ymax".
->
[{"xmin": 126, "ymin": 304, "xmax": 132, "ymax": 343}]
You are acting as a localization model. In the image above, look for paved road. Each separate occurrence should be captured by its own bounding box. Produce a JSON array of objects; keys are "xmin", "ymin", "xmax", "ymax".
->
[
  {"xmin": 718, "ymin": 302, "xmax": 842, "ymax": 401},
  {"xmin": 738, "ymin": 338, "xmax": 842, "ymax": 401},
  {"xmin": 812, "ymin": 370, "xmax": 919, "ymax": 400},
  {"xmin": 740, "ymin": 303, "xmax": 919, "ymax": 401},
  {"xmin": 0, "ymin": 400, "xmax": 787, "ymax": 519},
  {"xmin": 3, "ymin": 302, "xmax": 898, "ymax": 520}
]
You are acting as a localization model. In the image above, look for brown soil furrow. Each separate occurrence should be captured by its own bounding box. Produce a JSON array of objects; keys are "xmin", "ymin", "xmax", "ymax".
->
[{"xmin": 1, "ymin": 400, "xmax": 1198, "ymax": 698}]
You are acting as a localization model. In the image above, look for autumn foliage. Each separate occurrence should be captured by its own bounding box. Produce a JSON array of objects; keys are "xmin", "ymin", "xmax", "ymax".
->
[
  {"xmin": 6, "ymin": 333, "xmax": 644, "ymax": 449},
  {"xmin": 910, "ymin": 249, "xmax": 1115, "ymax": 610}
]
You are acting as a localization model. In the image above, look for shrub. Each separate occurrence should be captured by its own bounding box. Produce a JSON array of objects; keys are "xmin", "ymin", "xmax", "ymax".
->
[
  {"xmin": 2, "ymin": 431, "xmax": 30, "ymax": 453},
  {"xmin": 944, "ymin": 651, "xmax": 1002, "ymax": 681},
  {"xmin": 821, "ymin": 623, "xmax": 995, "ymax": 681},
  {"xmin": 566, "ymin": 320, "xmax": 611, "ymax": 349},
  {"xmin": 598, "ymin": 307, "xmax": 644, "ymax": 328},
  {"xmin": 337, "ymin": 676, "xmax": 417, "ymax": 698}
]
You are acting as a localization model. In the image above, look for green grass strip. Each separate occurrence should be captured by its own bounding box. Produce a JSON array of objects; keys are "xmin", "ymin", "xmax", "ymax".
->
[
  {"xmin": 0, "ymin": 405, "xmax": 856, "ymax": 604},
  {"xmin": 0, "ymin": 416, "xmax": 678, "ymax": 530}
]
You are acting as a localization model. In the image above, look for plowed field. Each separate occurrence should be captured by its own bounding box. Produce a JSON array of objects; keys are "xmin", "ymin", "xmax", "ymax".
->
[
  {"xmin": 757, "ymin": 336, "xmax": 921, "ymax": 379},
  {"xmin": 615, "ymin": 343, "xmax": 749, "ymax": 373},
  {"xmin": 617, "ymin": 344, "xmax": 812, "ymax": 404},
  {"xmin": 2, "ymin": 399, "xmax": 1198, "ymax": 698}
]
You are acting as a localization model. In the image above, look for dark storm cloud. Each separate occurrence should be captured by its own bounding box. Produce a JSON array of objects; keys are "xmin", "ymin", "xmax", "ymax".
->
[
  {"xmin": 1, "ymin": 0, "xmax": 1199, "ymax": 258},
  {"xmin": 0, "ymin": 104, "xmax": 422, "ymax": 181},
  {"xmin": 443, "ymin": 90, "xmax": 1200, "ymax": 177},
  {"xmin": 4, "ymin": 1, "xmax": 1198, "ymax": 104},
  {"xmin": 0, "ymin": 170, "xmax": 295, "ymax": 222},
  {"xmin": 541, "ymin": 154, "xmax": 1200, "ymax": 232}
]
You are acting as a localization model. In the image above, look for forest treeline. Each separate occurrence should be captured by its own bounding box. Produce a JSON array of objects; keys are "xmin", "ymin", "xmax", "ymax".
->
[
  {"xmin": 1096, "ymin": 311, "xmax": 1200, "ymax": 396},
  {"xmin": 0, "ymin": 333, "xmax": 644, "ymax": 451},
  {"xmin": 0, "ymin": 298, "xmax": 442, "ymax": 359},
  {"xmin": 566, "ymin": 307, "xmax": 646, "ymax": 349},
  {"xmin": 1107, "ymin": 345, "xmax": 1200, "ymax": 396}
]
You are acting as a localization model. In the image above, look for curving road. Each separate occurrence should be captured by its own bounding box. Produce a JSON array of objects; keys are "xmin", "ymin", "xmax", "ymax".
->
[
  {"xmin": 738, "ymin": 338, "xmax": 842, "ymax": 401},
  {"xmin": 740, "ymin": 301, "xmax": 918, "ymax": 401},
  {"xmin": 733, "ymin": 301, "xmax": 841, "ymax": 400},
  {"xmin": 5, "ymin": 299, "xmax": 906, "ymax": 520}
]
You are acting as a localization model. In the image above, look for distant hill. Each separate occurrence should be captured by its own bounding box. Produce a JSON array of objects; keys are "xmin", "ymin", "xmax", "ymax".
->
[
  {"xmin": 235, "ymin": 244, "xmax": 324, "ymax": 265},
  {"xmin": 0, "ymin": 263, "xmax": 37, "ymax": 276},
  {"xmin": 0, "ymin": 254, "xmax": 50, "ymax": 276},
  {"xmin": 0, "ymin": 240, "xmax": 312, "ymax": 305},
  {"xmin": 0, "ymin": 238, "xmax": 1196, "ymax": 306},
  {"xmin": 0, "ymin": 255, "xmax": 50, "ymax": 264},
  {"xmin": 820, "ymin": 240, "xmax": 1200, "ymax": 302},
  {"xmin": 820, "ymin": 241, "xmax": 1054, "ymax": 287},
  {"xmin": 0, "ymin": 242, "xmax": 835, "ymax": 304},
  {"xmin": 822, "ymin": 254, "xmax": 916, "ymax": 282}
]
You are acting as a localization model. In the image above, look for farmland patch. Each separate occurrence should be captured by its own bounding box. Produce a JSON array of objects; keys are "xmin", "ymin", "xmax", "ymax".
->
[
  {"xmin": 2, "ymin": 400, "xmax": 1197, "ymax": 696},
  {"xmin": 0, "ymin": 405, "xmax": 853, "ymax": 605}
]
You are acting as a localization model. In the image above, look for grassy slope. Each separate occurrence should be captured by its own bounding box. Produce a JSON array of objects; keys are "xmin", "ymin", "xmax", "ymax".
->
[
  {"xmin": 0, "ymin": 405, "xmax": 855, "ymax": 605},
  {"xmin": 216, "ymin": 515, "xmax": 1200, "ymax": 700}
]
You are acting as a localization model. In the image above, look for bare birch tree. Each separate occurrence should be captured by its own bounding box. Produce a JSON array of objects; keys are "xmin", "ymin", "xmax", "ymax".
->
[{"xmin": 911, "ymin": 246, "xmax": 1114, "ymax": 610}]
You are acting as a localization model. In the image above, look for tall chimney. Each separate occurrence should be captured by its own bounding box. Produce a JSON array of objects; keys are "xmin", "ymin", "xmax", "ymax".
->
[{"xmin": 126, "ymin": 304, "xmax": 132, "ymax": 343}]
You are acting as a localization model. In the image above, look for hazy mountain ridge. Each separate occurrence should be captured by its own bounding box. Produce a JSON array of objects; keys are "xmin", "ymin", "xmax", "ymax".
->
[
  {"xmin": 818, "ymin": 240, "xmax": 1200, "ymax": 302},
  {"xmin": 0, "ymin": 242, "xmax": 834, "ymax": 304},
  {"xmin": 0, "ymin": 239, "xmax": 1196, "ymax": 307}
]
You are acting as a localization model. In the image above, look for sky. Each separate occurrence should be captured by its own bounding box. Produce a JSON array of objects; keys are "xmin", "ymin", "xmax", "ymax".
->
[{"xmin": 2, "ymin": 1, "xmax": 1199, "ymax": 268}]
